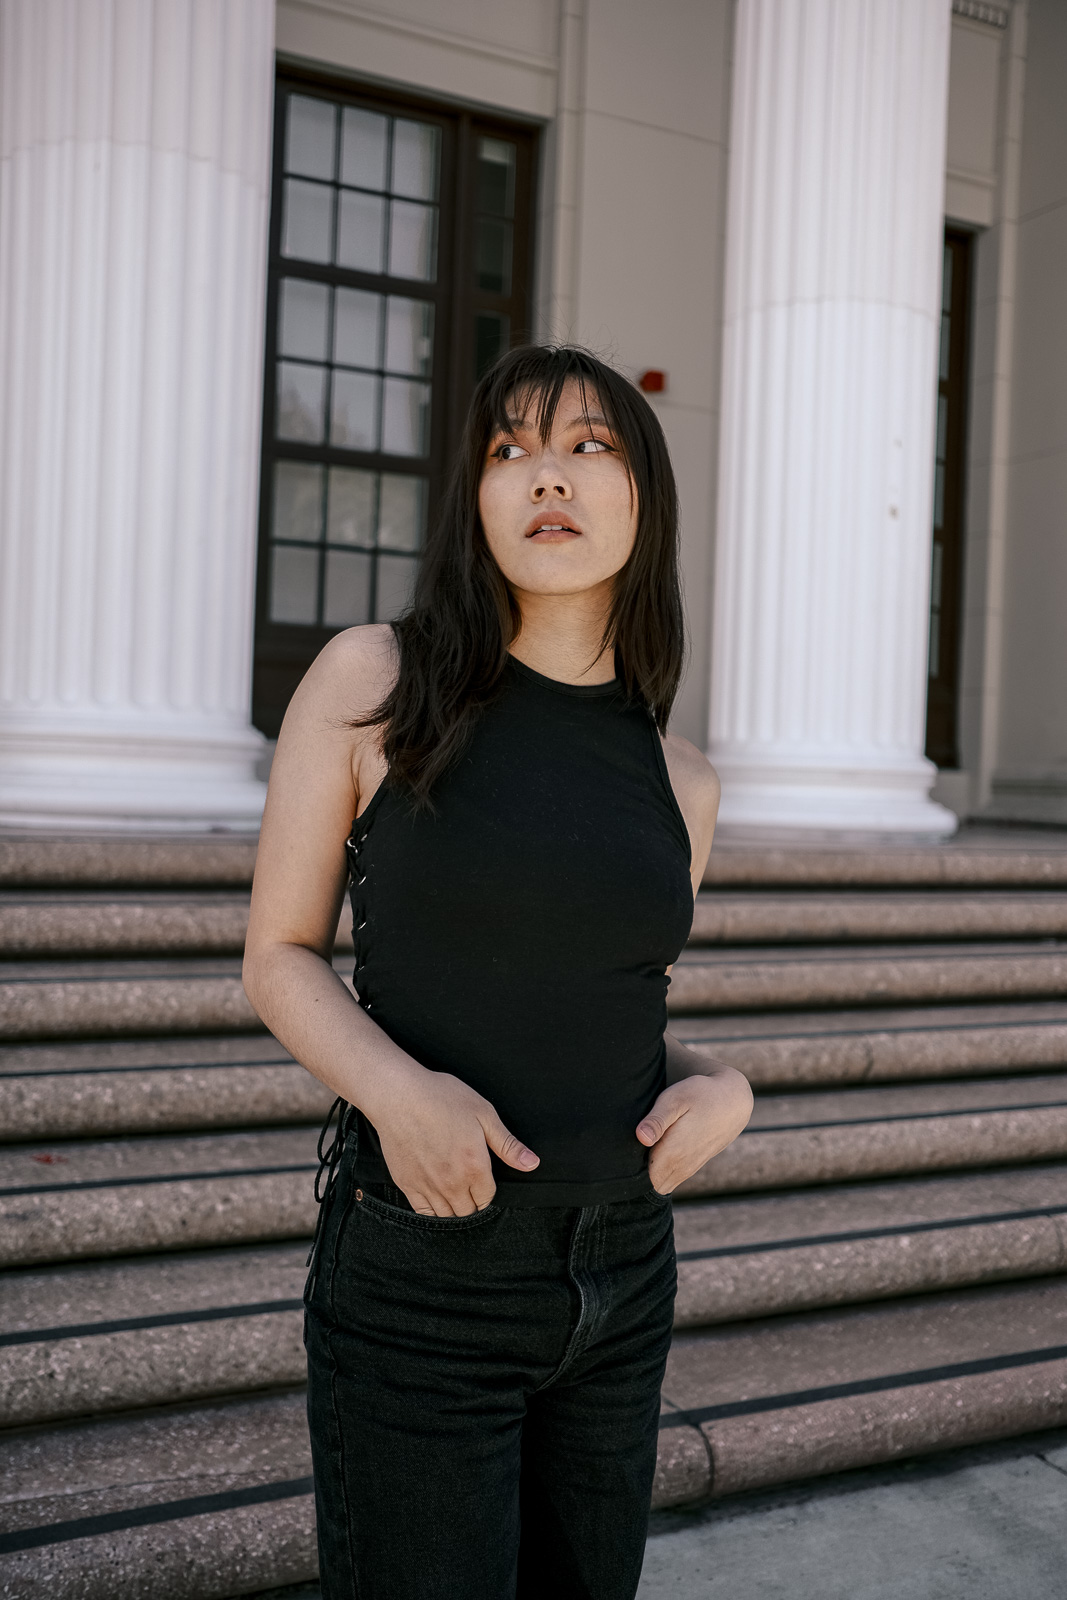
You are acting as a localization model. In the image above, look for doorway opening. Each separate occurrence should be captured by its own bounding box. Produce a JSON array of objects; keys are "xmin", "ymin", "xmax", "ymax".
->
[
  {"xmin": 252, "ymin": 72, "xmax": 538, "ymax": 738},
  {"xmin": 925, "ymin": 227, "xmax": 974, "ymax": 770}
]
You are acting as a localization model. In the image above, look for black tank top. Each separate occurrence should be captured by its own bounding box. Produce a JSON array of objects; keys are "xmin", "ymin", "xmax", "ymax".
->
[{"xmin": 345, "ymin": 654, "xmax": 694, "ymax": 1205}]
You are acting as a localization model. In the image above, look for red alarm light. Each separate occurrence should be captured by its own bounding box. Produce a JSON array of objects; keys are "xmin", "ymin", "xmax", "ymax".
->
[{"xmin": 638, "ymin": 369, "xmax": 666, "ymax": 393}]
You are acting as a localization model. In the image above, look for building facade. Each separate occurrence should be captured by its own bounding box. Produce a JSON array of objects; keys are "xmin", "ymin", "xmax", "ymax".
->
[{"xmin": 0, "ymin": 0, "xmax": 1063, "ymax": 836}]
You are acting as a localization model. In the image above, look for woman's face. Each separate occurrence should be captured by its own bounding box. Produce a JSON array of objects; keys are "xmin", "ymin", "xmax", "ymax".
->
[{"xmin": 478, "ymin": 380, "xmax": 638, "ymax": 601}]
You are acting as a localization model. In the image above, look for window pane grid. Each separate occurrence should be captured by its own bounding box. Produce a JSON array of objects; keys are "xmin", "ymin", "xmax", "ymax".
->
[
  {"xmin": 282, "ymin": 173, "xmax": 444, "ymax": 206},
  {"xmin": 270, "ymin": 458, "xmax": 425, "ymax": 628},
  {"xmin": 282, "ymin": 95, "xmax": 440, "ymax": 281},
  {"xmin": 276, "ymin": 278, "xmax": 434, "ymax": 458},
  {"xmin": 472, "ymin": 134, "xmax": 519, "ymax": 375},
  {"xmin": 269, "ymin": 86, "xmax": 441, "ymax": 630},
  {"xmin": 256, "ymin": 76, "xmax": 537, "ymax": 737}
]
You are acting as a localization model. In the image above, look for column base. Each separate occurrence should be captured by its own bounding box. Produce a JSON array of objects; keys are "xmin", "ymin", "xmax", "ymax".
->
[
  {"xmin": 708, "ymin": 748, "xmax": 958, "ymax": 839},
  {"xmin": 0, "ymin": 714, "xmax": 268, "ymax": 832}
]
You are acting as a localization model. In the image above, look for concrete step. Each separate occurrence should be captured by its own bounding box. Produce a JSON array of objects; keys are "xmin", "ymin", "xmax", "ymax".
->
[
  {"xmin": 673, "ymin": 1163, "xmax": 1067, "ymax": 1326},
  {"xmin": 9, "ymin": 886, "xmax": 1067, "ymax": 960},
  {"xmin": 1, "ymin": 1242, "xmax": 308, "ymax": 1428},
  {"xmin": 8, "ymin": 945, "xmax": 1067, "ymax": 1044},
  {"xmin": 670, "ymin": 1001, "xmax": 1067, "ymax": 1088},
  {"xmin": 0, "ymin": 1126, "xmax": 319, "ymax": 1268},
  {"xmin": 9, "ymin": 1165, "xmax": 1067, "ymax": 1432},
  {"xmin": 703, "ymin": 839, "xmax": 1067, "ymax": 889},
  {"xmin": 7, "ymin": 1007, "xmax": 1067, "ymax": 1145},
  {"xmin": 8, "ymin": 831, "xmax": 1067, "ymax": 893},
  {"xmin": 0, "ymin": 957, "xmax": 257, "ymax": 1041},
  {"xmin": 0, "ymin": 891, "xmax": 355, "ymax": 959},
  {"xmin": 680, "ymin": 1072, "xmax": 1067, "ymax": 1196},
  {"xmin": 0, "ymin": 892, "xmax": 252, "ymax": 958},
  {"xmin": 658, "ymin": 1276, "xmax": 1067, "ymax": 1505},
  {"xmin": 1, "ymin": 1035, "xmax": 335, "ymax": 1140},
  {"xmin": 0, "ymin": 1390, "xmax": 315, "ymax": 1600},
  {"xmin": 6, "ymin": 826, "xmax": 1067, "ymax": 1598},
  {"xmin": 5, "ymin": 1279, "xmax": 1067, "ymax": 1596},
  {"xmin": 6, "ymin": 1074, "xmax": 1067, "ymax": 1270},
  {"xmin": 0, "ymin": 834, "xmax": 258, "ymax": 888},
  {"xmin": 0, "ymin": 956, "xmax": 355, "ymax": 1041},
  {"xmin": 669, "ymin": 941, "xmax": 1067, "ymax": 1013},
  {"xmin": 690, "ymin": 890, "xmax": 1067, "ymax": 944}
]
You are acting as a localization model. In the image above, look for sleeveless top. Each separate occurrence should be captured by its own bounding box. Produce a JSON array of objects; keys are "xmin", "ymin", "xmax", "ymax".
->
[{"xmin": 343, "ymin": 654, "xmax": 694, "ymax": 1206}]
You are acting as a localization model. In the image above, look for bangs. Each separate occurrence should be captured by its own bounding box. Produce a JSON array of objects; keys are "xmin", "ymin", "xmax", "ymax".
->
[{"xmin": 478, "ymin": 346, "xmax": 637, "ymax": 471}]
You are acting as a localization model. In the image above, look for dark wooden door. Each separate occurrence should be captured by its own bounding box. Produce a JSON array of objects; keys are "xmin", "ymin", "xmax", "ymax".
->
[
  {"xmin": 252, "ymin": 73, "xmax": 538, "ymax": 738},
  {"xmin": 925, "ymin": 228, "xmax": 973, "ymax": 770}
]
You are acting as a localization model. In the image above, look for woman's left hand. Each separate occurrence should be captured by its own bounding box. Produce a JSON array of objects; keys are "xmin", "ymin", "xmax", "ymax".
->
[{"xmin": 636, "ymin": 1068, "xmax": 754, "ymax": 1195}]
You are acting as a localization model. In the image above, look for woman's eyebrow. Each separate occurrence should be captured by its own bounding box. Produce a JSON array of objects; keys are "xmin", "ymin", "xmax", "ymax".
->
[
  {"xmin": 493, "ymin": 408, "xmax": 611, "ymax": 437},
  {"xmin": 555, "ymin": 409, "xmax": 609, "ymax": 429}
]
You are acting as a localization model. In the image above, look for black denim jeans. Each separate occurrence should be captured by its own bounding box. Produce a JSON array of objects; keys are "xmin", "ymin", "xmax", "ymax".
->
[{"xmin": 304, "ymin": 1156, "xmax": 677, "ymax": 1600}]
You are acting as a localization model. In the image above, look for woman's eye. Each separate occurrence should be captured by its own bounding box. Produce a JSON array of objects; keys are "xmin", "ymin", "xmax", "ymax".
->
[
  {"xmin": 496, "ymin": 443, "xmax": 527, "ymax": 461},
  {"xmin": 575, "ymin": 438, "xmax": 612, "ymax": 454}
]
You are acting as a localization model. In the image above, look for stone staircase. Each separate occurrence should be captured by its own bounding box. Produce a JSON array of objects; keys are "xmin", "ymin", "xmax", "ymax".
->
[{"xmin": 3, "ymin": 829, "xmax": 1067, "ymax": 1597}]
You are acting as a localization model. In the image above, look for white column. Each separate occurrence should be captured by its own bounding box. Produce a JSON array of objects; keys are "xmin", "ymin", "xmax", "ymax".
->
[
  {"xmin": 0, "ymin": 0, "xmax": 274, "ymax": 831},
  {"xmin": 708, "ymin": 0, "xmax": 957, "ymax": 836}
]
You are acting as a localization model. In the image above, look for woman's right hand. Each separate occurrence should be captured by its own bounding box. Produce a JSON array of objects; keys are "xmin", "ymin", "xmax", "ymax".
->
[{"xmin": 371, "ymin": 1065, "xmax": 539, "ymax": 1216}]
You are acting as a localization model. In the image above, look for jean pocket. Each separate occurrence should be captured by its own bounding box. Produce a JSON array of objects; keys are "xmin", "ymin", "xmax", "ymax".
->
[
  {"xmin": 642, "ymin": 1184, "xmax": 674, "ymax": 1206},
  {"xmin": 356, "ymin": 1188, "xmax": 501, "ymax": 1231}
]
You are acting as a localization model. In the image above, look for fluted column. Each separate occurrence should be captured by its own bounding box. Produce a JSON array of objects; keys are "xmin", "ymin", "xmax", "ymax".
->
[
  {"xmin": 709, "ymin": 0, "xmax": 957, "ymax": 836},
  {"xmin": 0, "ymin": 0, "xmax": 274, "ymax": 830}
]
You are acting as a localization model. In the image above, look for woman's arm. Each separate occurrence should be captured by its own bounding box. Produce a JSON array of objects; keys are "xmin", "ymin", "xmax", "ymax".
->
[
  {"xmin": 637, "ymin": 1030, "xmax": 753, "ymax": 1193},
  {"xmin": 637, "ymin": 733, "xmax": 754, "ymax": 1192},
  {"xmin": 242, "ymin": 625, "xmax": 538, "ymax": 1217}
]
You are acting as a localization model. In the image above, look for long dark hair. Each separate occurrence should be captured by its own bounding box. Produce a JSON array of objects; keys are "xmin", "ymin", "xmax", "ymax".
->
[{"xmin": 360, "ymin": 344, "xmax": 685, "ymax": 806}]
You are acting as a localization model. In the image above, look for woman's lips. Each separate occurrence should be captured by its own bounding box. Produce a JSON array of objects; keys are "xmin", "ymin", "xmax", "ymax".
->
[{"xmin": 525, "ymin": 518, "xmax": 583, "ymax": 541}]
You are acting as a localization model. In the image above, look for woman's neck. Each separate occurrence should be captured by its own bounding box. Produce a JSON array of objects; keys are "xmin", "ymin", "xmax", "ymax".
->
[{"xmin": 507, "ymin": 586, "xmax": 616, "ymax": 686}]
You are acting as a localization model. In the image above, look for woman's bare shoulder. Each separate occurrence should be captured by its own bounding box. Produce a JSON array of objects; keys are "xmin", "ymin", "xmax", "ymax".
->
[
  {"xmin": 287, "ymin": 623, "xmax": 400, "ymax": 729},
  {"xmin": 661, "ymin": 732, "xmax": 721, "ymax": 813},
  {"xmin": 660, "ymin": 732, "xmax": 721, "ymax": 883}
]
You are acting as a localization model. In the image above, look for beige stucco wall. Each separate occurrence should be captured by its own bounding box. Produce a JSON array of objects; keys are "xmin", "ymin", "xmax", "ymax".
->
[
  {"xmin": 275, "ymin": 0, "xmax": 559, "ymax": 118},
  {"xmin": 561, "ymin": 0, "xmax": 733, "ymax": 747},
  {"xmin": 945, "ymin": 11, "xmax": 1004, "ymax": 228},
  {"xmin": 946, "ymin": 5, "xmax": 1020, "ymax": 821},
  {"xmin": 987, "ymin": 0, "xmax": 1067, "ymax": 822}
]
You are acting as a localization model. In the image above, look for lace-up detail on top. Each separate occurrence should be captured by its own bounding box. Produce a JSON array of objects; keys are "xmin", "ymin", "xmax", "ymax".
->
[{"xmin": 308, "ymin": 816, "xmax": 378, "ymax": 1260}]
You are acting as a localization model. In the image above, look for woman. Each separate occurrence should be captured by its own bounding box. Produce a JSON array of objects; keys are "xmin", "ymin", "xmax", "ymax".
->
[{"xmin": 243, "ymin": 345, "xmax": 753, "ymax": 1600}]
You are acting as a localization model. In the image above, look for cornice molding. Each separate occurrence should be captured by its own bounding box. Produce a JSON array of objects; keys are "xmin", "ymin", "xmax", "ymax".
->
[
  {"xmin": 277, "ymin": 0, "xmax": 558, "ymax": 78},
  {"xmin": 952, "ymin": 1, "xmax": 1010, "ymax": 28}
]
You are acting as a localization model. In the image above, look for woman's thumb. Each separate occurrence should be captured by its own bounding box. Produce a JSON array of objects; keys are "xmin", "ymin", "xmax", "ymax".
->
[{"xmin": 482, "ymin": 1114, "xmax": 539, "ymax": 1171}]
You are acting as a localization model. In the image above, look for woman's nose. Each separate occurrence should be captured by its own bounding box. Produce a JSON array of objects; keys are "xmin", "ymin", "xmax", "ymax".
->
[{"xmin": 531, "ymin": 473, "xmax": 572, "ymax": 501}]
